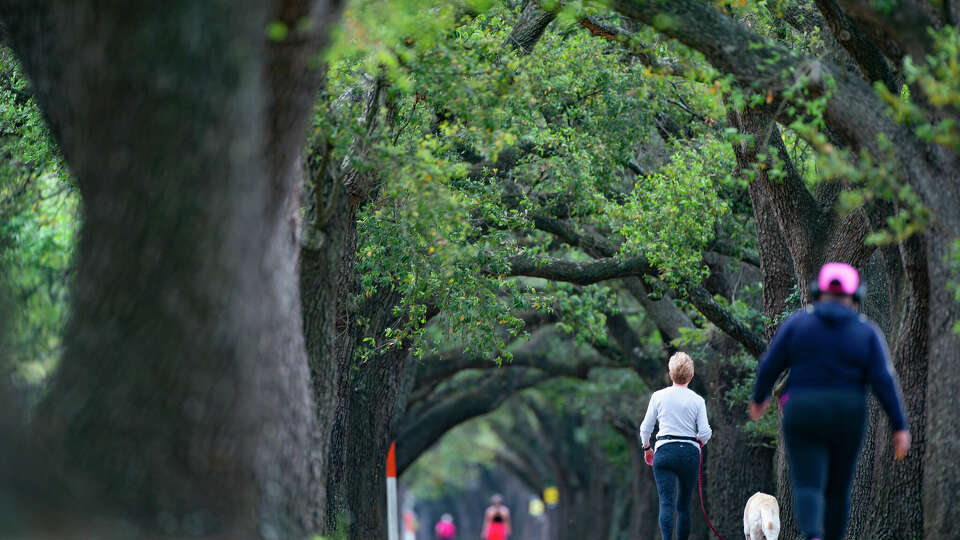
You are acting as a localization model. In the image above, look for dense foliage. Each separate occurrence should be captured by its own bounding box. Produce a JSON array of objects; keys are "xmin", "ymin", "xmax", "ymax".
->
[
  {"xmin": 317, "ymin": 2, "xmax": 750, "ymax": 363},
  {"xmin": 0, "ymin": 49, "xmax": 77, "ymax": 385}
]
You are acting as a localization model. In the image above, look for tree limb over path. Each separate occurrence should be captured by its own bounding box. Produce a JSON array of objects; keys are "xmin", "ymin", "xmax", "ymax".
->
[
  {"xmin": 506, "ymin": 247, "xmax": 766, "ymax": 357},
  {"xmin": 507, "ymin": 253, "xmax": 655, "ymax": 286},
  {"xmin": 396, "ymin": 354, "xmax": 609, "ymax": 474}
]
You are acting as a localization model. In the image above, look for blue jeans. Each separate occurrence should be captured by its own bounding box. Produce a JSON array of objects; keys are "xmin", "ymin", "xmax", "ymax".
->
[
  {"xmin": 653, "ymin": 442, "xmax": 700, "ymax": 540},
  {"xmin": 783, "ymin": 390, "xmax": 866, "ymax": 540}
]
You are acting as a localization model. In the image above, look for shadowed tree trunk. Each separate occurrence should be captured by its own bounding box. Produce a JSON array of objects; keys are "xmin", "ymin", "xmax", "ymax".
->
[
  {"xmin": 921, "ymin": 230, "xmax": 960, "ymax": 539},
  {"xmin": 333, "ymin": 295, "xmax": 412, "ymax": 539},
  {"xmin": 730, "ymin": 103, "xmax": 927, "ymax": 538},
  {"xmin": 301, "ymin": 75, "xmax": 386, "ymax": 530},
  {"xmin": 700, "ymin": 346, "xmax": 777, "ymax": 539},
  {"xmin": 611, "ymin": 416, "xmax": 660, "ymax": 539},
  {"xmin": 300, "ymin": 120, "xmax": 361, "ymax": 529},
  {"xmin": 0, "ymin": 0, "xmax": 342, "ymax": 537},
  {"xmin": 298, "ymin": 75, "xmax": 411, "ymax": 537}
]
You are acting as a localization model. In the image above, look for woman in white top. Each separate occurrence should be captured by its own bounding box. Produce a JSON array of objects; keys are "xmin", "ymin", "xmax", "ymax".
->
[{"xmin": 640, "ymin": 352, "xmax": 712, "ymax": 540}]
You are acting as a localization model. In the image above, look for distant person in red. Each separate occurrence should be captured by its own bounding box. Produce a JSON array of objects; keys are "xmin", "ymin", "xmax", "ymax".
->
[
  {"xmin": 481, "ymin": 494, "xmax": 511, "ymax": 540},
  {"xmin": 402, "ymin": 509, "xmax": 417, "ymax": 540},
  {"xmin": 434, "ymin": 513, "xmax": 456, "ymax": 540}
]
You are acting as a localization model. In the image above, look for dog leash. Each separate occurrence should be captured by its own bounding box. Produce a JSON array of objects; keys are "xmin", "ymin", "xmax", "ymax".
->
[
  {"xmin": 697, "ymin": 440, "xmax": 728, "ymax": 540},
  {"xmin": 652, "ymin": 436, "xmax": 728, "ymax": 539}
]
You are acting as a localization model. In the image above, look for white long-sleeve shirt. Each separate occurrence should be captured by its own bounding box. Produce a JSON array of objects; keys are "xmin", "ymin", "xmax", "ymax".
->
[{"xmin": 639, "ymin": 386, "xmax": 712, "ymax": 451}]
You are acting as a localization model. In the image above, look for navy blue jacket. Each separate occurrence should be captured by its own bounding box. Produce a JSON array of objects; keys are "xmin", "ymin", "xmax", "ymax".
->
[{"xmin": 752, "ymin": 301, "xmax": 908, "ymax": 431}]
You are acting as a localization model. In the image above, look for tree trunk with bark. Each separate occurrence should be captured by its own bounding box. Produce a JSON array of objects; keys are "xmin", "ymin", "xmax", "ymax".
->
[
  {"xmin": 503, "ymin": 0, "xmax": 556, "ymax": 54},
  {"xmin": 1, "ymin": 1, "xmax": 342, "ymax": 537},
  {"xmin": 298, "ymin": 75, "xmax": 415, "ymax": 538},
  {"xmin": 336, "ymin": 351, "xmax": 412, "ymax": 538},
  {"xmin": 921, "ymin": 229, "xmax": 960, "ymax": 539},
  {"xmin": 701, "ymin": 348, "xmax": 777, "ymax": 540},
  {"xmin": 300, "ymin": 131, "xmax": 360, "ymax": 530},
  {"xmin": 614, "ymin": 419, "xmax": 661, "ymax": 539}
]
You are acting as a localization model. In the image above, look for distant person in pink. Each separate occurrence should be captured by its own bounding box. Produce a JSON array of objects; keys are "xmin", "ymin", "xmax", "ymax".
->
[{"xmin": 434, "ymin": 513, "xmax": 456, "ymax": 540}]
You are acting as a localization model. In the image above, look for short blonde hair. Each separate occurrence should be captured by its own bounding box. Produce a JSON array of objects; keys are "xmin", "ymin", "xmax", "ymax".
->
[{"xmin": 668, "ymin": 351, "xmax": 694, "ymax": 384}]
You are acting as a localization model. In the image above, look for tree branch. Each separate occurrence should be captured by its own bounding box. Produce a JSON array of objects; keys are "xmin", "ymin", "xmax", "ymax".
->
[
  {"xmin": 835, "ymin": 0, "xmax": 939, "ymax": 64},
  {"xmin": 578, "ymin": 16, "xmax": 677, "ymax": 75},
  {"xmin": 621, "ymin": 278, "xmax": 695, "ymax": 343},
  {"xmin": 525, "ymin": 216, "xmax": 767, "ymax": 356},
  {"xmin": 707, "ymin": 237, "xmax": 761, "ymax": 268},
  {"xmin": 410, "ymin": 348, "xmax": 614, "ymax": 402},
  {"xmin": 602, "ymin": 312, "xmax": 664, "ymax": 382},
  {"xmin": 813, "ymin": 0, "xmax": 898, "ymax": 92},
  {"xmin": 506, "ymin": 253, "xmax": 656, "ymax": 285},
  {"xmin": 503, "ymin": 0, "xmax": 556, "ymax": 54},
  {"xmin": 531, "ymin": 215, "xmax": 617, "ymax": 256},
  {"xmin": 493, "ymin": 448, "xmax": 544, "ymax": 493},
  {"xmin": 398, "ymin": 351, "xmax": 614, "ymax": 473},
  {"xmin": 395, "ymin": 368, "xmax": 548, "ymax": 474},
  {"xmin": 488, "ymin": 413, "xmax": 560, "ymax": 488},
  {"xmin": 686, "ymin": 286, "xmax": 766, "ymax": 357}
]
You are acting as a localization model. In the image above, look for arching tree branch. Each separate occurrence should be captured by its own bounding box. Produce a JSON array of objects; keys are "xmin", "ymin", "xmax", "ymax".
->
[
  {"xmin": 396, "ymin": 368, "xmax": 548, "ymax": 474},
  {"xmin": 506, "ymin": 253, "xmax": 656, "ymax": 285}
]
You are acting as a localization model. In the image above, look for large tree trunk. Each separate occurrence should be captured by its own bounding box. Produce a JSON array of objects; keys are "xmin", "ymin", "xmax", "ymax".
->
[
  {"xmin": 846, "ymin": 238, "xmax": 928, "ymax": 538},
  {"xmin": 922, "ymin": 229, "xmax": 960, "ymax": 539},
  {"xmin": 702, "ymin": 355, "xmax": 776, "ymax": 539},
  {"xmin": 304, "ymin": 246, "xmax": 416, "ymax": 540},
  {"xmin": 730, "ymin": 105, "xmax": 803, "ymax": 539},
  {"xmin": 334, "ymin": 293, "xmax": 412, "ymax": 540},
  {"xmin": 300, "ymin": 128, "xmax": 362, "ymax": 530},
  {"xmin": 299, "ymin": 75, "xmax": 410, "ymax": 537},
  {"xmin": 1, "ymin": 0, "xmax": 341, "ymax": 536}
]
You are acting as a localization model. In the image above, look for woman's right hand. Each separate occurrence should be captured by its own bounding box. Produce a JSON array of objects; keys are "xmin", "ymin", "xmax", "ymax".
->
[
  {"xmin": 893, "ymin": 430, "xmax": 911, "ymax": 461},
  {"xmin": 644, "ymin": 448, "xmax": 654, "ymax": 466},
  {"xmin": 749, "ymin": 400, "xmax": 769, "ymax": 421}
]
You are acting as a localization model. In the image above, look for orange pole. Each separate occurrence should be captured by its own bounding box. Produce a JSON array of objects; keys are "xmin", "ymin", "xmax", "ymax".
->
[{"xmin": 387, "ymin": 441, "xmax": 399, "ymax": 540}]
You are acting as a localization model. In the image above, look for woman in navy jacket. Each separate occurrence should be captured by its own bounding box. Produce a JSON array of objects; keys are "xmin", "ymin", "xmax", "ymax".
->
[{"xmin": 750, "ymin": 262, "xmax": 911, "ymax": 540}]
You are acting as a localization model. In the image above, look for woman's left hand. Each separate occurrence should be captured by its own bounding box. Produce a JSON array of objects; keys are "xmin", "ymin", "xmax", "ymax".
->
[{"xmin": 644, "ymin": 448, "xmax": 654, "ymax": 466}]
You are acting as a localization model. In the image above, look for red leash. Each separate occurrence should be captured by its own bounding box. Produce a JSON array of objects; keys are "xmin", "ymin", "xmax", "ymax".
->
[{"xmin": 697, "ymin": 441, "xmax": 727, "ymax": 540}]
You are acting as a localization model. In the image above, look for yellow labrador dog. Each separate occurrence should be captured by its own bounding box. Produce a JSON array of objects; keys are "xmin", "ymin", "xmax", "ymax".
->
[{"xmin": 743, "ymin": 492, "xmax": 780, "ymax": 540}]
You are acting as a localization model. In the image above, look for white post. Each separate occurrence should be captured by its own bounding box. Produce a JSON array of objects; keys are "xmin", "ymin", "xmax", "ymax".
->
[{"xmin": 387, "ymin": 441, "xmax": 399, "ymax": 540}]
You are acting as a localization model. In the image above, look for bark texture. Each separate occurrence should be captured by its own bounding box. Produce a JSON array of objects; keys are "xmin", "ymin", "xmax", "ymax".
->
[
  {"xmin": 299, "ymin": 76, "xmax": 405, "ymax": 538},
  {"xmin": 503, "ymin": 0, "xmax": 556, "ymax": 54},
  {"xmin": 700, "ymin": 347, "xmax": 777, "ymax": 539},
  {"xmin": 1, "ymin": 0, "xmax": 341, "ymax": 537},
  {"xmin": 922, "ymin": 229, "xmax": 960, "ymax": 539}
]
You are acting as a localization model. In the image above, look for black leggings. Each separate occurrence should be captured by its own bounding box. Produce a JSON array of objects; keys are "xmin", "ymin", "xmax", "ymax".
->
[
  {"xmin": 652, "ymin": 442, "xmax": 700, "ymax": 540},
  {"xmin": 782, "ymin": 390, "xmax": 866, "ymax": 540}
]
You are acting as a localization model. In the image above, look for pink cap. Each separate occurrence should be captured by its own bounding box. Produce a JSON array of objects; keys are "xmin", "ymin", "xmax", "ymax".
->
[{"xmin": 818, "ymin": 262, "xmax": 860, "ymax": 295}]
